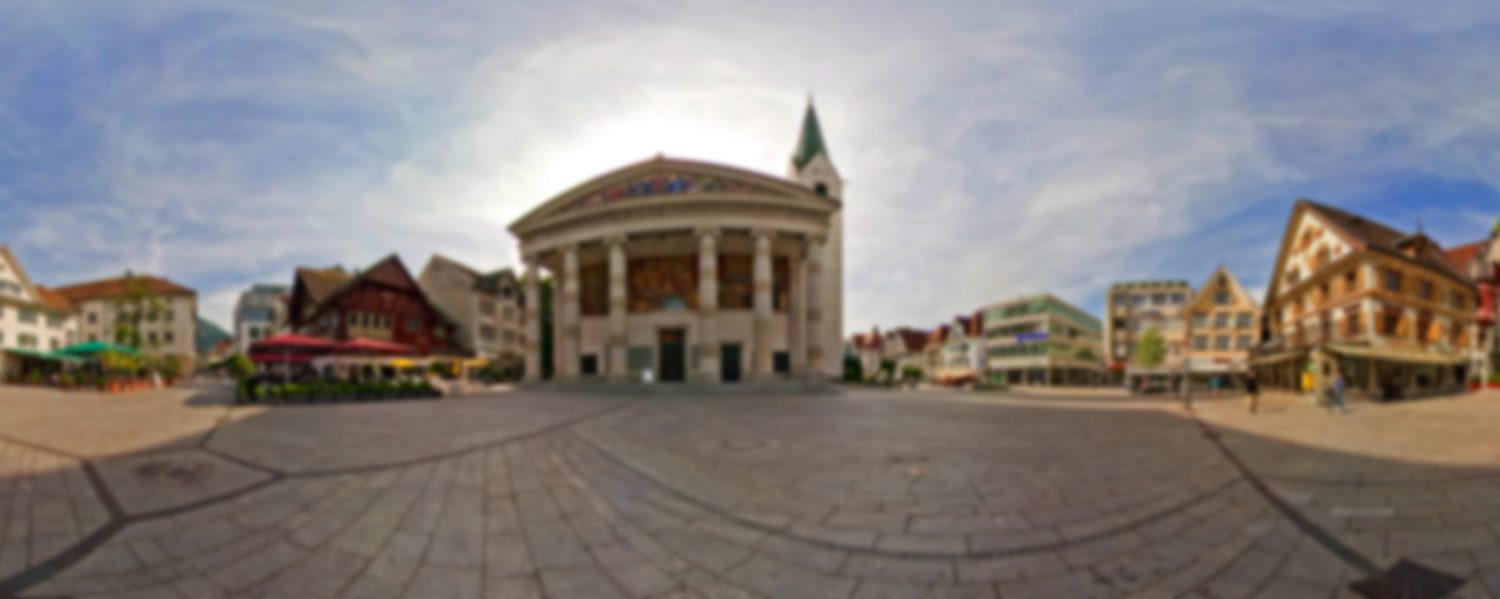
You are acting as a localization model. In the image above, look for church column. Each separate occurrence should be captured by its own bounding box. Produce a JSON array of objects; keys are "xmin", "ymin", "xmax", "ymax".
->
[
  {"xmin": 789, "ymin": 251, "xmax": 806, "ymax": 375},
  {"xmin": 752, "ymin": 229, "xmax": 775, "ymax": 380},
  {"xmin": 560, "ymin": 244, "xmax": 581, "ymax": 380},
  {"xmin": 696, "ymin": 228, "xmax": 721, "ymax": 382},
  {"xmin": 522, "ymin": 255, "xmax": 542, "ymax": 383},
  {"xmin": 607, "ymin": 236, "xmax": 629, "ymax": 381},
  {"xmin": 805, "ymin": 234, "xmax": 826, "ymax": 381}
]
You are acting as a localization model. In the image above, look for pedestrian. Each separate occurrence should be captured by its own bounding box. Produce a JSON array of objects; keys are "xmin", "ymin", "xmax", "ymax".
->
[
  {"xmin": 1328, "ymin": 371, "xmax": 1347, "ymax": 414},
  {"xmin": 1245, "ymin": 371, "xmax": 1260, "ymax": 414}
]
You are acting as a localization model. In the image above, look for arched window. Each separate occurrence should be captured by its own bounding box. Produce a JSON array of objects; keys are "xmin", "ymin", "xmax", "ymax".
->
[{"xmin": 814, "ymin": 182, "xmax": 829, "ymax": 196}]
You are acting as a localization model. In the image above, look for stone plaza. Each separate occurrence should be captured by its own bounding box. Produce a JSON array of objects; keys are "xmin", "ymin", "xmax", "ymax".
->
[{"xmin": 0, "ymin": 384, "xmax": 1498, "ymax": 598}]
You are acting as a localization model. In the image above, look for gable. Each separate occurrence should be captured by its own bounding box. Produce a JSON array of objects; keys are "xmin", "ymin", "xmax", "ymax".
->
[
  {"xmin": 511, "ymin": 157, "xmax": 835, "ymax": 236},
  {"xmin": 0, "ymin": 246, "xmax": 38, "ymax": 305},
  {"xmin": 362, "ymin": 257, "xmax": 420, "ymax": 292},
  {"xmin": 1190, "ymin": 267, "xmax": 1258, "ymax": 312},
  {"xmin": 1267, "ymin": 204, "xmax": 1360, "ymax": 302}
]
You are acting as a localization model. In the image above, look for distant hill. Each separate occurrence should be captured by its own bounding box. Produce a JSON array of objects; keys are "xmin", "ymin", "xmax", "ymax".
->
[{"xmin": 196, "ymin": 317, "xmax": 232, "ymax": 354}]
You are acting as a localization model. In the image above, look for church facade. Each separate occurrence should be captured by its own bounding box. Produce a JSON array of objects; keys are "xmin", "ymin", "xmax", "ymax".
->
[{"xmin": 509, "ymin": 103, "xmax": 844, "ymax": 383}]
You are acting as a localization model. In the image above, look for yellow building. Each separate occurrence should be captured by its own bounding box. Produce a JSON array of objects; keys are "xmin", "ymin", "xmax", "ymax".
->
[
  {"xmin": 1253, "ymin": 200, "xmax": 1478, "ymax": 401},
  {"xmin": 1183, "ymin": 266, "xmax": 1260, "ymax": 388}
]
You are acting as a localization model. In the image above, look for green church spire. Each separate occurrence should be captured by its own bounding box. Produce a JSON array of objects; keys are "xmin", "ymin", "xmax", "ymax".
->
[{"xmin": 791, "ymin": 100, "xmax": 829, "ymax": 172}]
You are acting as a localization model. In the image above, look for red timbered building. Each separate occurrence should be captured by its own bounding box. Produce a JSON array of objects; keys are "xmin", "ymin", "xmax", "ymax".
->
[{"xmin": 287, "ymin": 255, "xmax": 461, "ymax": 355}]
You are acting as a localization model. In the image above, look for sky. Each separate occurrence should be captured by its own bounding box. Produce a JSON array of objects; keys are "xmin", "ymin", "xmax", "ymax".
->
[{"xmin": 2, "ymin": 0, "xmax": 1498, "ymax": 333}]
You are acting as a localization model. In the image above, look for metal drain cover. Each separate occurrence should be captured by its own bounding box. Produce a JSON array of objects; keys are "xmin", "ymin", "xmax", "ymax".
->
[{"xmin": 1349, "ymin": 559, "xmax": 1464, "ymax": 599}]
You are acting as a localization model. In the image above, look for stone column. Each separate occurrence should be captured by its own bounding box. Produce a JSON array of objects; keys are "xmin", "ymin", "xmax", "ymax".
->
[
  {"xmin": 805, "ymin": 234, "xmax": 826, "ymax": 381},
  {"xmin": 607, "ymin": 236, "xmax": 629, "ymax": 381},
  {"xmin": 752, "ymin": 229, "xmax": 775, "ymax": 380},
  {"xmin": 560, "ymin": 244, "xmax": 580, "ymax": 380},
  {"xmin": 523, "ymin": 256, "xmax": 542, "ymax": 383},
  {"xmin": 788, "ymin": 252, "xmax": 806, "ymax": 375},
  {"xmin": 696, "ymin": 228, "xmax": 721, "ymax": 382}
]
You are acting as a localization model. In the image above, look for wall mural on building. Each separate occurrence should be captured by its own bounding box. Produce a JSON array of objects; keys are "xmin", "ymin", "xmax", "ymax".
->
[
  {"xmin": 628, "ymin": 257, "xmax": 698, "ymax": 313},
  {"xmin": 580, "ymin": 264, "xmax": 608, "ymax": 316},
  {"xmin": 566, "ymin": 171, "xmax": 783, "ymax": 212}
]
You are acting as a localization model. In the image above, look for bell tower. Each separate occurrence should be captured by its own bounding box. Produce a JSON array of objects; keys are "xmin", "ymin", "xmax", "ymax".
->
[{"xmin": 789, "ymin": 98, "xmax": 844, "ymax": 378}]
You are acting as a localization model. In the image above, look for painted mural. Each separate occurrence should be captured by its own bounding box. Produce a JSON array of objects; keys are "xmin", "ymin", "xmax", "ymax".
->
[
  {"xmin": 580, "ymin": 264, "xmax": 608, "ymax": 316},
  {"xmin": 627, "ymin": 257, "xmax": 698, "ymax": 313},
  {"xmin": 566, "ymin": 170, "xmax": 782, "ymax": 212}
]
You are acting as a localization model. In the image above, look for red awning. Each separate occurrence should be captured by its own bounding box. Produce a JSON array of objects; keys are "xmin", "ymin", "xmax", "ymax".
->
[
  {"xmin": 339, "ymin": 338, "xmax": 416, "ymax": 355},
  {"xmin": 248, "ymin": 353, "xmax": 315, "ymax": 364},
  {"xmin": 249, "ymin": 334, "xmax": 340, "ymax": 353}
]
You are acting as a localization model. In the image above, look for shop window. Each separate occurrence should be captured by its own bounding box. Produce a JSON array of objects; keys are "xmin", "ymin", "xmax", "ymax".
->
[
  {"xmin": 580, "ymin": 354, "xmax": 598, "ymax": 376},
  {"xmin": 774, "ymin": 352, "xmax": 790, "ymax": 373}
]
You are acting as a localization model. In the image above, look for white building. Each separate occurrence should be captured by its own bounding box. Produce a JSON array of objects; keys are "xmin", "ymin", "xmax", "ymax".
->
[
  {"xmin": 0, "ymin": 245, "xmax": 78, "ymax": 377},
  {"xmin": 55, "ymin": 272, "xmax": 199, "ymax": 371},
  {"xmin": 507, "ymin": 102, "xmax": 843, "ymax": 383},
  {"xmin": 233, "ymin": 283, "xmax": 289, "ymax": 354},
  {"xmin": 417, "ymin": 255, "xmax": 526, "ymax": 361}
]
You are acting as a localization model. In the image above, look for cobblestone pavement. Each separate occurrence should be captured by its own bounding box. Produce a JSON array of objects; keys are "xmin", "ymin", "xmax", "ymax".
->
[{"xmin": 0, "ymin": 383, "xmax": 1497, "ymax": 598}]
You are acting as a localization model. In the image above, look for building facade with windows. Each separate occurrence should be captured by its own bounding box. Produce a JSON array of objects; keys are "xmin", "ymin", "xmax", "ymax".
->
[
  {"xmin": 1444, "ymin": 223, "xmax": 1500, "ymax": 385},
  {"xmin": 0, "ymin": 246, "xmax": 78, "ymax": 377},
  {"xmin": 418, "ymin": 255, "xmax": 525, "ymax": 362},
  {"xmin": 1104, "ymin": 280, "xmax": 1193, "ymax": 388},
  {"xmin": 233, "ymin": 284, "xmax": 289, "ymax": 354},
  {"xmin": 1183, "ymin": 266, "xmax": 1261, "ymax": 387},
  {"xmin": 1252, "ymin": 200, "xmax": 1478, "ymax": 401},
  {"xmin": 287, "ymin": 255, "xmax": 460, "ymax": 355},
  {"xmin": 508, "ymin": 103, "xmax": 843, "ymax": 384},
  {"xmin": 983, "ymin": 294, "xmax": 1103, "ymax": 386},
  {"xmin": 54, "ymin": 272, "xmax": 197, "ymax": 369}
]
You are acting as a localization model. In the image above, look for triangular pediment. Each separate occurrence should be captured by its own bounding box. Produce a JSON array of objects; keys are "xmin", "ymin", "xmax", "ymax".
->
[
  {"xmin": 1189, "ymin": 265, "xmax": 1258, "ymax": 312},
  {"xmin": 511, "ymin": 156, "xmax": 833, "ymax": 235}
]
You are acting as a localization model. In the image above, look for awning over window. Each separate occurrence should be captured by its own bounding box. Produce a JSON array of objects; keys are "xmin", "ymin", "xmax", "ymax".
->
[{"xmin": 1324, "ymin": 343, "xmax": 1466, "ymax": 366}]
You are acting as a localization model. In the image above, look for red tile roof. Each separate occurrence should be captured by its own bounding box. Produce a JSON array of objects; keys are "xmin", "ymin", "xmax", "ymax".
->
[
  {"xmin": 894, "ymin": 329, "xmax": 930, "ymax": 352},
  {"xmin": 1302, "ymin": 200, "xmax": 1472, "ymax": 285},
  {"xmin": 52, "ymin": 274, "xmax": 195, "ymax": 303},
  {"xmin": 32, "ymin": 286, "xmax": 74, "ymax": 313},
  {"xmin": 1446, "ymin": 241, "xmax": 1485, "ymax": 275}
]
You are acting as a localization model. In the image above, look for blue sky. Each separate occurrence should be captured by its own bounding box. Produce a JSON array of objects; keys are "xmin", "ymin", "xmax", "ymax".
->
[{"xmin": 1, "ymin": 1, "xmax": 1497, "ymax": 331}]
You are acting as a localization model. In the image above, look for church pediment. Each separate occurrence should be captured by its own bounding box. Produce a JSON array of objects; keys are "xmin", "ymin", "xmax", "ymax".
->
[{"xmin": 512, "ymin": 157, "xmax": 834, "ymax": 236}]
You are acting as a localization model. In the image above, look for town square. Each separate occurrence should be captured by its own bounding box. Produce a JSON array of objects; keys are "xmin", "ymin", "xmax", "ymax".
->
[{"xmin": 4, "ymin": 1, "xmax": 1500, "ymax": 598}]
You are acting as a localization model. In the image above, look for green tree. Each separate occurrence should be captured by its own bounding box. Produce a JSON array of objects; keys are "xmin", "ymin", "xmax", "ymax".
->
[
  {"xmin": 538, "ymin": 276, "xmax": 555, "ymax": 380},
  {"xmin": 228, "ymin": 354, "xmax": 256, "ymax": 381},
  {"xmin": 842, "ymin": 354, "xmax": 863, "ymax": 382},
  {"xmin": 1134, "ymin": 327, "xmax": 1167, "ymax": 368},
  {"xmin": 1076, "ymin": 347, "xmax": 1098, "ymax": 362},
  {"xmin": 113, "ymin": 274, "xmax": 166, "ymax": 351}
]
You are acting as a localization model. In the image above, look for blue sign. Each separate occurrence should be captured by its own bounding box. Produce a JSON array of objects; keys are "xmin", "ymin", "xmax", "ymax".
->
[{"xmin": 1015, "ymin": 332, "xmax": 1049, "ymax": 343}]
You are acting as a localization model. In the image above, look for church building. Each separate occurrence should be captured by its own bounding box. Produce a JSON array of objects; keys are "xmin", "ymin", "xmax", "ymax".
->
[{"xmin": 508, "ymin": 102, "xmax": 844, "ymax": 383}]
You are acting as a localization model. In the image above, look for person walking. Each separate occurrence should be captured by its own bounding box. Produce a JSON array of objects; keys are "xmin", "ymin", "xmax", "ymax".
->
[
  {"xmin": 1328, "ymin": 371, "xmax": 1347, "ymax": 414},
  {"xmin": 1245, "ymin": 370, "xmax": 1260, "ymax": 414}
]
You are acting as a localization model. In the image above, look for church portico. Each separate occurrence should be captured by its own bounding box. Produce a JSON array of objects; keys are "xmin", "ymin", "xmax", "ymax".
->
[
  {"xmin": 510, "ymin": 111, "xmax": 844, "ymax": 386},
  {"xmin": 520, "ymin": 224, "xmax": 829, "ymax": 384}
]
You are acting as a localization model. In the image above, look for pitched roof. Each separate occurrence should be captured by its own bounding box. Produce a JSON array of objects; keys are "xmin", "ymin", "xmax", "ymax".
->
[
  {"xmin": 53, "ymin": 273, "xmax": 195, "ymax": 303},
  {"xmin": 895, "ymin": 328, "xmax": 930, "ymax": 352},
  {"xmin": 791, "ymin": 101, "xmax": 830, "ymax": 171},
  {"xmin": 295, "ymin": 267, "xmax": 352, "ymax": 304},
  {"xmin": 1446, "ymin": 241, "xmax": 1485, "ymax": 276},
  {"xmin": 1300, "ymin": 200, "xmax": 1473, "ymax": 287},
  {"xmin": 33, "ymin": 286, "xmax": 74, "ymax": 313}
]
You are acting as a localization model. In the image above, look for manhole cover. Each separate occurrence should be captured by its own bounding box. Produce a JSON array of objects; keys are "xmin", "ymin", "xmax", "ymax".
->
[
  {"xmin": 1349, "ymin": 559, "xmax": 1464, "ymax": 599},
  {"xmin": 134, "ymin": 460, "xmax": 215, "ymax": 486}
]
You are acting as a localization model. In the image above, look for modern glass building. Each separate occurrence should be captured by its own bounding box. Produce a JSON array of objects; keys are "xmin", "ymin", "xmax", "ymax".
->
[{"xmin": 982, "ymin": 294, "xmax": 1104, "ymax": 386}]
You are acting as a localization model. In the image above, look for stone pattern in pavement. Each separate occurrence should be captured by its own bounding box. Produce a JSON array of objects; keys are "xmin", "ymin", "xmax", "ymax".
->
[
  {"xmin": 0, "ymin": 438, "xmax": 110, "ymax": 581},
  {"xmin": 91, "ymin": 448, "xmax": 274, "ymax": 516},
  {"xmin": 4, "ymin": 384, "xmax": 1500, "ymax": 598}
]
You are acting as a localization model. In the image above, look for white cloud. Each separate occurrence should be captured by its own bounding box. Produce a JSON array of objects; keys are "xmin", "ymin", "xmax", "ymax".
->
[{"xmin": 3, "ymin": 0, "xmax": 1500, "ymax": 332}]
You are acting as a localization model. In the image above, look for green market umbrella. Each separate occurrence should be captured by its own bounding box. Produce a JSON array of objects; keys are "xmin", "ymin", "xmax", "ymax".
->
[
  {"xmin": 3, "ymin": 348, "xmax": 84, "ymax": 363},
  {"xmin": 59, "ymin": 341, "xmax": 139, "ymax": 356}
]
